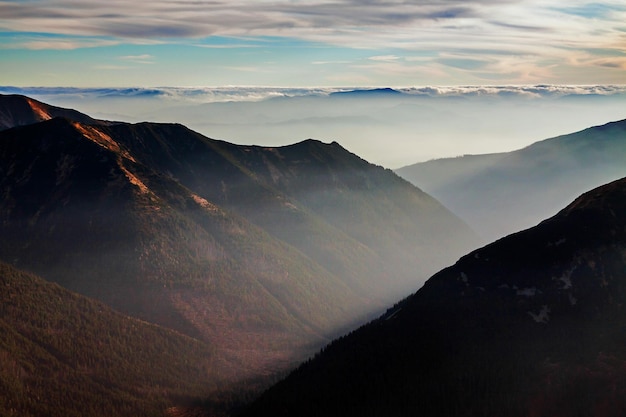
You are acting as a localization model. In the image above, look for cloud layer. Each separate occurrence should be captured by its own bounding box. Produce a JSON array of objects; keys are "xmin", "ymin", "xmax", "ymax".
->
[
  {"xmin": 3, "ymin": 84, "xmax": 625, "ymax": 102},
  {"xmin": 1, "ymin": 0, "xmax": 625, "ymax": 85}
]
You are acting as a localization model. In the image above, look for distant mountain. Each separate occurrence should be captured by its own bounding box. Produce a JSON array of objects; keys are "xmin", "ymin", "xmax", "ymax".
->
[
  {"xmin": 0, "ymin": 94, "xmax": 478, "ymax": 391},
  {"xmin": 396, "ymin": 119, "xmax": 626, "ymax": 242},
  {"xmin": 240, "ymin": 176, "xmax": 626, "ymax": 417},
  {"xmin": 0, "ymin": 261, "xmax": 218, "ymax": 417},
  {"xmin": 329, "ymin": 88, "xmax": 403, "ymax": 97},
  {"xmin": 0, "ymin": 94, "xmax": 99, "ymax": 130}
]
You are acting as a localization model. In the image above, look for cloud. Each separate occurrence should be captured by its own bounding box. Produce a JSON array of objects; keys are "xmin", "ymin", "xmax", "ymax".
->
[
  {"xmin": 3, "ymin": 85, "xmax": 626, "ymax": 104},
  {"xmin": 368, "ymin": 55, "xmax": 400, "ymax": 62},
  {"xmin": 93, "ymin": 64, "xmax": 131, "ymax": 70},
  {"xmin": 312, "ymin": 60, "xmax": 353, "ymax": 65},
  {"xmin": 195, "ymin": 43, "xmax": 260, "ymax": 49},
  {"xmin": 118, "ymin": 54, "xmax": 155, "ymax": 64},
  {"xmin": 437, "ymin": 57, "xmax": 491, "ymax": 70},
  {"xmin": 1, "ymin": 0, "xmax": 618, "ymax": 52},
  {"xmin": 552, "ymin": 3, "xmax": 626, "ymax": 19},
  {"xmin": 0, "ymin": 35, "xmax": 120, "ymax": 50},
  {"xmin": 0, "ymin": 0, "xmax": 479, "ymax": 41},
  {"xmin": 1, "ymin": 0, "xmax": 624, "ymax": 84}
]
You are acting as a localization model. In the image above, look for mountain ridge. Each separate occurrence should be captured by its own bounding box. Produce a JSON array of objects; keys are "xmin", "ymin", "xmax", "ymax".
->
[
  {"xmin": 396, "ymin": 118, "xmax": 626, "ymax": 241},
  {"xmin": 329, "ymin": 88, "xmax": 403, "ymax": 97},
  {"xmin": 0, "ymin": 94, "xmax": 100, "ymax": 131}
]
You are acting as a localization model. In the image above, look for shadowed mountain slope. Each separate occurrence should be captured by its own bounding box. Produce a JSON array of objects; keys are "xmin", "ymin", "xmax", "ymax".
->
[
  {"xmin": 241, "ymin": 176, "xmax": 626, "ymax": 417},
  {"xmin": 396, "ymin": 119, "xmax": 626, "ymax": 242},
  {"xmin": 0, "ymin": 261, "xmax": 219, "ymax": 417},
  {"xmin": 0, "ymin": 96, "xmax": 478, "ymax": 391}
]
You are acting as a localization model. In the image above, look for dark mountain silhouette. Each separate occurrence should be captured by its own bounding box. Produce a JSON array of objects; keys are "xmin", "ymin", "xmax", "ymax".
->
[
  {"xmin": 0, "ymin": 95, "xmax": 478, "ymax": 399},
  {"xmin": 329, "ymin": 88, "xmax": 403, "ymax": 97},
  {"xmin": 396, "ymin": 118, "xmax": 626, "ymax": 242},
  {"xmin": 0, "ymin": 261, "xmax": 219, "ymax": 417},
  {"xmin": 0, "ymin": 94, "xmax": 99, "ymax": 130},
  {"xmin": 240, "ymin": 176, "xmax": 626, "ymax": 417}
]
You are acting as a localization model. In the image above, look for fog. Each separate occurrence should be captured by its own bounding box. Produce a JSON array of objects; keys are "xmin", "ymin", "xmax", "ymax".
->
[{"xmin": 2, "ymin": 85, "xmax": 625, "ymax": 168}]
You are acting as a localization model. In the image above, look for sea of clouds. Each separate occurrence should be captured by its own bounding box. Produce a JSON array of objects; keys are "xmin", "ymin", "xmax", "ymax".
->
[{"xmin": 3, "ymin": 84, "xmax": 625, "ymax": 103}]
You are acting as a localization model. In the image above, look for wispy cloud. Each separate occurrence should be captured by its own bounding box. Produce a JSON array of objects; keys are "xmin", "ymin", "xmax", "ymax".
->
[
  {"xmin": 93, "ymin": 64, "xmax": 131, "ymax": 70},
  {"xmin": 0, "ymin": 0, "xmax": 480, "ymax": 40},
  {"xmin": 552, "ymin": 3, "xmax": 626, "ymax": 19},
  {"xmin": 0, "ymin": 1, "xmax": 623, "ymax": 51},
  {"xmin": 312, "ymin": 60, "xmax": 353, "ymax": 65},
  {"xmin": 1, "ymin": 0, "xmax": 625, "ymax": 84},
  {"xmin": 118, "ymin": 54, "xmax": 155, "ymax": 64},
  {"xmin": 0, "ymin": 35, "xmax": 120, "ymax": 50},
  {"xmin": 368, "ymin": 55, "xmax": 400, "ymax": 62}
]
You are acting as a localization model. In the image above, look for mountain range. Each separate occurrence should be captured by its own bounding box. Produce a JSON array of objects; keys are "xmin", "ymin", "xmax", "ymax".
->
[
  {"xmin": 240, "ymin": 175, "xmax": 626, "ymax": 417},
  {"xmin": 0, "ymin": 93, "xmax": 478, "ymax": 413},
  {"xmin": 396, "ymin": 118, "xmax": 626, "ymax": 241},
  {"xmin": 4, "ymin": 92, "xmax": 624, "ymax": 417}
]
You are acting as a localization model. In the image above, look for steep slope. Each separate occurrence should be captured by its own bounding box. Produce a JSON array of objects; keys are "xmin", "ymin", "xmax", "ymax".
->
[
  {"xmin": 219, "ymin": 138, "xmax": 476, "ymax": 298},
  {"xmin": 396, "ymin": 119, "xmax": 626, "ymax": 241},
  {"xmin": 0, "ymin": 94, "xmax": 99, "ymax": 130},
  {"xmin": 0, "ymin": 261, "xmax": 219, "ymax": 417},
  {"xmin": 241, "ymin": 176, "xmax": 626, "ymax": 417},
  {"xmin": 77, "ymin": 118, "xmax": 477, "ymax": 301}
]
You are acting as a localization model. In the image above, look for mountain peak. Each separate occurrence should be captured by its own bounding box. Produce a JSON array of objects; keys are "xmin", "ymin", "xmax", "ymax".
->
[
  {"xmin": 0, "ymin": 93, "xmax": 99, "ymax": 130},
  {"xmin": 286, "ymin": 138, "xmax": 346, "ymax": 151},
  {"xmin": 330, "ymin": 87, "xmax": 402, "ymax": 97}
]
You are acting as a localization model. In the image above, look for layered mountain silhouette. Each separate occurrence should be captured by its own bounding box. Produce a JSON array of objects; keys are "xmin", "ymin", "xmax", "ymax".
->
[
  {"xmin": 396, "ymin": 119, "xmax": 626, "ymax": 242},
  {"xmin": 0, "ymin": 261, "xmax": 219, "ymax": 417},
  {"xmin": 240, "ymin": 176, "xmax": 626, "ymax": 417},
  {"xmin": 0, "ymin": 94, "xmax": 478, "ymax": 394}
]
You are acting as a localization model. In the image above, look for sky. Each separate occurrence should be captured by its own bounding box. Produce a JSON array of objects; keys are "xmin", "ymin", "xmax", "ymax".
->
[{"xmin": 1, "ymin": 0, "xmax": 625, "ymax": 87}]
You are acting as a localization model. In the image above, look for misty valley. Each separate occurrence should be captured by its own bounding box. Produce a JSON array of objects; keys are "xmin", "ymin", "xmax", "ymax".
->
[{"xmin": 1, "ymin": 92, "xmax": 626, "ymax": 417}]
